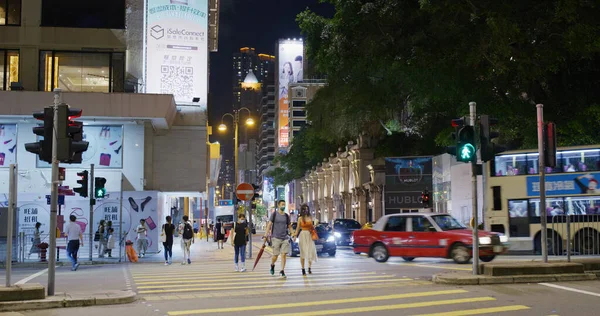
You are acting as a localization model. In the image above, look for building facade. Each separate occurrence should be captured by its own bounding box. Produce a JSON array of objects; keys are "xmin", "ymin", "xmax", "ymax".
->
[
  {"xmin": 287, "ymin": 79, "xmax": 326, "ymax": 142},
  {"xmin": 232, "ymin": 47, "xmax": 275, "ymax": 110}
]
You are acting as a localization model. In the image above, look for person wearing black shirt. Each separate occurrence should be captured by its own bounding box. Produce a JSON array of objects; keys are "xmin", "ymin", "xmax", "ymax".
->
[
  {"xmin": 232, "ymin": 214, "xmax": 249, "ymax": 272},
  {"xmin": 162, "ymin": 216, "xmax": 176, "ymax": 265}
]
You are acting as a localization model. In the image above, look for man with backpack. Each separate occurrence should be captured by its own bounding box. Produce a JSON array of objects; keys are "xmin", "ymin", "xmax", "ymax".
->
[
  {"xmin": 265, "ymin": 200, "xmax": 293, "ymax": 278},
  {"xmin": 179, "ymin": 215, "xmax": 195, "ymax": 265}
]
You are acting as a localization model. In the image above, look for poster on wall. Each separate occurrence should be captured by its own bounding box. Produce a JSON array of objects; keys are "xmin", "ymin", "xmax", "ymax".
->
[
  {"xmin": 145, "ymin": 0, "xmax": 208, "ymax": 107},
  {"xmin": 38, "ymin": 125, "xmax": 123, "ymax": 168},
  {"xmin": 0, "ymin": 124, "xmax": 17, "ymax": 167},
  {"xmin": 277, "ymin": 39, "xmax": 304, "ymax": 151},
  {"xmin": 16, "ymin": 191, "xmax": 160, "ymax": 254},
  {"xmin": 384, "ymin": 156, "xmax": 433, "ymax": 210}
]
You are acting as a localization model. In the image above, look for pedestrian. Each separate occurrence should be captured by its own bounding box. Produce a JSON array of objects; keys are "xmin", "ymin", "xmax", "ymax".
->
[
  {"xmin": 96, "ymin": 220, "xmax": 106, "ymax": 258},
  {"xmin": 265, "ymin": 200, "xmax": 293, "ymax": 278},
  {"xmin": 29, "ymin": 222, "xmax": 43, "ymax": 259},
  {"xmin": 179, "ymin": 215, "xmax": 194, "ymax": 265},
  {"xmin": 292, "ymin": 204, "xmax": 317, "ymax": 276},
  {"xmin": 232, "ymin": 213, "xmax": 249, "ymax": 272},
  {"xmin": 65, "ymin": 215, "xmax": 84, "ymax": 271},
  {"xmin": 215, "ymin": 218, "xmax": 225, "ymax": 249},
  {"xmin": 135, "ymin": 219, "xmax": 148, "ymax": 258},
  {"xmin": 162, "ymin": 215, "xmax": 176, "ymax": 265},
  {"xmin": 104, "ymin": 221, "xmax": 113, "ymax": 256},
  {"xmin": 106, "ymin": 228, "xmax": 115, "ymax": 258}
]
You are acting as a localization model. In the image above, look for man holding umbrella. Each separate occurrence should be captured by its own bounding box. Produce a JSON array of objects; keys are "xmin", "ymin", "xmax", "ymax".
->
[{"xmin": 264, "ymin": 200, "xmax": 293, "ymax": 278}]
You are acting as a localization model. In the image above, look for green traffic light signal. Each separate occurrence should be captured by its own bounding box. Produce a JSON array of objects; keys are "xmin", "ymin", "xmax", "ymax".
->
[
  {"xmin": 94, "ymin": 177, "xmax": 107, "ymax": 198},
  {"xmin": 96, "ymin": 187, "xmax": 106, "ymax": 198},
  {"xmin": 459, "ymin": 143, "xmax": 476, "ymax": 161},
  {"xmin": 456, "ymin": 126, "xmax": 476, "ymax": 163}
]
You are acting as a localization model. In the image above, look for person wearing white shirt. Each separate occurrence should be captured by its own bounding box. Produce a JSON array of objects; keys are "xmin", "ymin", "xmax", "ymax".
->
[
  {"xmin": 135, "ymin": 219, "xmax": 148, "ymax": 258},
  {"xmin": 65, "ymin": 215, "xmax": 83, "ymax": 271}
]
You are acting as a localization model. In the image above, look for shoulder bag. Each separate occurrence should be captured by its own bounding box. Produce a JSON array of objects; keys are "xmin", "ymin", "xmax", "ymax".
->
[{"xmin": 160, "ymin": 224, "xmax": 167, "ymax": 243}]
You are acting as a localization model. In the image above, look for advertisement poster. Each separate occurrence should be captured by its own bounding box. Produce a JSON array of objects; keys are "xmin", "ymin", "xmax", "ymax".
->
[
  {"xmin": 0, "ymin": 124, "xmax": 17, "ymax": 167},
  {"xmin": 526, "ymin": 172, "xmax": 600, "ymax": 197},
  {"xmin": 38, "ymin": 125, "xmax": 123, "ymax": 169},
  {"xmin": 16, "ymin": 191, "xmax": 160, "ymax": 253},
  {"xmin": 145, "ymin": 0, "xmax": 208, "ymax": 106},
  {"xmin": 384, "ymin": 157, "xmax": 433, "ymax": 210},
  {"xmin": 277, "ymin": 39, "xmax": 304, "ymax": 150}
]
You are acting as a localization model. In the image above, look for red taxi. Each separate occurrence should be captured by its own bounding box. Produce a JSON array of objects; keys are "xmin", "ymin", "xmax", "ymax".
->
[{"xmin": 352, "ymin": 213, "xmax": 508, "ymax": 264}]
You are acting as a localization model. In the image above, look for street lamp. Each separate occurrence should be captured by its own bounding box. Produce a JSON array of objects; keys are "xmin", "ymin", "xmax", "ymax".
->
[{"xmin": 218, "ymin": 107, "xmax": 255, "ymax": 191}]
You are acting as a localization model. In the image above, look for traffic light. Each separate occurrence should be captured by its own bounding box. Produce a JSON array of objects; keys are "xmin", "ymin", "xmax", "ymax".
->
[
  {"xmin": 95, "ymin": 177, "xmax": 107, "ymax": 198},
  {"xmin": 480, "ymin": 115, "xmax": 506, "ymax": 162},
  {"xmin": 421, "ymin": 189, "xmax": 430, "ymax": 208},
  {"xmin": 446, "ymin": 118, "xmax": 465, "ymax": 158},
  {"xmin": 74, "ymin": 171, "xmax": 89, "ymax": 198},
  {"xmin": 57, "ymin": 104, "xmax": 89, "ymax": 163},
  {"xmin": 544, "ymin": 122, "xmax": 557, "ymax": 167},
  {"xmin": 24, "ymin": 107, "xmax": 54, "ymax": 163},
  {"xmin": 456, "ymin": 125, "xmax": 476, "ymax": 163}
]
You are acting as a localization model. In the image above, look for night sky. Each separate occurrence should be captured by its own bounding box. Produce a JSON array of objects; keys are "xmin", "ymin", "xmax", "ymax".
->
[{"xmin": 208, "ymin": 0, "xmax": 334, "ymax": 159}]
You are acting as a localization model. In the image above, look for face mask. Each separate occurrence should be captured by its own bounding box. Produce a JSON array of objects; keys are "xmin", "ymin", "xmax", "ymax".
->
[{"xmin": 279, "ymin": 207, "xmax": 285, "ymax": 211}]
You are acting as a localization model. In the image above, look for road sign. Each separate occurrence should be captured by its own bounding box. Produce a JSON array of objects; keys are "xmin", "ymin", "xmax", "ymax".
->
[
  {"xmin": 46, "ymin": 195, "xmax": 65, "ymax": 205},
  {"xmin": 236, "ymin": 183, "xmax": 254, "ymax": 201}
]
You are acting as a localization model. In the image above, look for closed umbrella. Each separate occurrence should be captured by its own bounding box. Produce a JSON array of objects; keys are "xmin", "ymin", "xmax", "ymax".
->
[{"xmin": 252, "ymin": 237, "xmax": 268, "ymax": 271}]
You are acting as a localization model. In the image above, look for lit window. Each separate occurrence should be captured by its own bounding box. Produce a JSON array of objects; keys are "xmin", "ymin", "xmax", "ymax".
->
[
  {"xmin": 0, "ymin": 49, "xmax": 19, "ymax": 90},
  {"xmin": 0, "ymin": 0, "xmax": 21, "ymax": 25}
]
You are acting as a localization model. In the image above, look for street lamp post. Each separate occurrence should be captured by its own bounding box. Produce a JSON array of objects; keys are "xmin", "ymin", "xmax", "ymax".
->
[{"xmin": 219, "ymin": 107, "xmax": 255, "ymax": 191}]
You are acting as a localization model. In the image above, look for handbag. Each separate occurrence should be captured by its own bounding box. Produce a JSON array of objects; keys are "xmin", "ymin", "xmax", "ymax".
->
[
  {"xmin": 310, "ymin": 228, "xmax": 318, "ymax": 241},
  {"xmin": 160, "ymin": 225, "xmax": 167, "ymax": 243}
]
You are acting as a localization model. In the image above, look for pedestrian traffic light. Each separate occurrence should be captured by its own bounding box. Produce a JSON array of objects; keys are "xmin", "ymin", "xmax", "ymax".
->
[
  {"xmin": 446, "ymin": 118, "xmax": 465, "ymax": 158},
  {"xmin": 95, "ymin": 177, "xmax": 107, "ymax": 198},
  {"xmin": 74, "ymin": 171, "xmax": 89, "ymax": 198},
  {"xmin": 456, "ymin": 126, "xmax": 476, "ymax": 163},
  {"xmin": 544, "ymin": 122, "xmax": 557, "ymax": 168},
  {"xmin": 421, "ymin": 189, "xmax": 430, "ymax": 208},
  {"xmin": 24, "ymin": 107, "xmax": 54, "ymax": 163},
  {"xmin": 57, "ymin": 104, "xmax": 89, "ymax": 163},
  {"xmin": 480, "ymin": 115, "xmax": 506, "ymax": 162}
]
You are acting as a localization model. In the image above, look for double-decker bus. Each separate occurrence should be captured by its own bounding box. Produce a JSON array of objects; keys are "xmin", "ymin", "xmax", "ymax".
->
[{"xmin": 485, "ymin": 145, "xmax": 600, "ymax": 255}]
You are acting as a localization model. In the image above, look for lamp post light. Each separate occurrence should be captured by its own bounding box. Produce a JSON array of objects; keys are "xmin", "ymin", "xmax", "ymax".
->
[{"xmin": 219, "ymin": 107, "xmax": 254, "ymax": 192}]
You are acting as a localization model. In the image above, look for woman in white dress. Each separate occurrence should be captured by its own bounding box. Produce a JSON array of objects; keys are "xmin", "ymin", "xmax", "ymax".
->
[{"xmin": 293, "ymin": 204, "xmax": 317, "ymax": 276}]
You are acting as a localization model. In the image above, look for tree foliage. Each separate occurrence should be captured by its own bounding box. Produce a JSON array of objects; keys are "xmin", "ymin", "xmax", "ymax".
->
[{"xmin": 297, "ymin": 0, "xmax": 600, "ymax": 150}]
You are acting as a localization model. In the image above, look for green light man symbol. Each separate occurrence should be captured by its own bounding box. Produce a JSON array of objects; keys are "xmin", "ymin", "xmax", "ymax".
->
[{"xmin": 461, "ymin": 144, "xmax": 475, "ymax": 160}]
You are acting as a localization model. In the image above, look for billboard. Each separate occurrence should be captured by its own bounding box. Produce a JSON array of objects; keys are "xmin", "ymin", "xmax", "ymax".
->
[
  {"xmin": 145, "ymin": 0, "xmax": 208, "ymax": 106},
  {"xmin": 0, "ymin": 124, "xmax": 17, "ymax": 167},
  {"xmin": 277, "ymin": 39, "xmax": 304, "ymax": 150},
  {"xmin": 526, "ymin": 172, "xmax": 600, "ymax": 197},
  {"xmin": 384, "ymin": 157, "xmax": 433, "ymax": 211},
  {"xmin": 37, "ymin": 125, "xmax": 124, "ymax": 168}
]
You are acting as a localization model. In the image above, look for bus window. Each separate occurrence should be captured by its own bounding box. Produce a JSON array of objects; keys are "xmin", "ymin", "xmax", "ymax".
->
[
  {"xmin": 494, "ymin": 154, "xmax": 527, "ymax": 176},
  {"xmin": 529, "ymin": 198, "xmax": 565, "ymax": 218},
  {"xmin": 508, "ymin": 200, "xmax": 529, "ymax": 237},
  {"xmin": 565, "ymin": 196, "xmax": 600, "ymax": 215}
]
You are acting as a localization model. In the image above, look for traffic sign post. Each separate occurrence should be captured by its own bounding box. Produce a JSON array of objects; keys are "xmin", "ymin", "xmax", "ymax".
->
[{"xmin": 236, "ymin": 183, "xmax": 254, "ymax": 201}]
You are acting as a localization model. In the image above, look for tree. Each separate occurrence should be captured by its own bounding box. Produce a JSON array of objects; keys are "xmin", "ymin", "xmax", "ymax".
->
[{"xmin": 298, "ymin": 0, "xmax": 600, "ymax": 151}]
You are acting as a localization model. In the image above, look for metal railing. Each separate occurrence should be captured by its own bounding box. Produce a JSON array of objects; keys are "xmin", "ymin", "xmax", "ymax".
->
[{"xmin": 551, "ymin": 214, "xmax": 600, "ymax": 261}]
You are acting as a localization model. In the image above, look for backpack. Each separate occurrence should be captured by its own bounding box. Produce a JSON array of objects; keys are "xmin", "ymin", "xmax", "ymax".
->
[{"xmin": 183, "ymin": 222, "xmax": 194, "ymax": 239}]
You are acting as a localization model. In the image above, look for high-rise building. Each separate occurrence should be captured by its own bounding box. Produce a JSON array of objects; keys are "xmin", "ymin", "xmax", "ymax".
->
[
  {"xmin": 232, "ymin": 47, "xmax": 275, "ymax": 109},
  {"xmin": 218, "ymin": 159, "xmax": 235, "ymax": 200},
  {"xmin": 257, "ymin": 85, "xmax": 277, "ymax": 179},
  {"xmin": 287, "ymin": 79, "xmax": 327, "ymax": 143}
]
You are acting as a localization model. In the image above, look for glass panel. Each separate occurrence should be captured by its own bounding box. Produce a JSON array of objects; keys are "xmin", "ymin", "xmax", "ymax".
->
[
  {"xmin": 52, "ymin": 52, "xmax": 110, "ymax": 92},
  {"xmin": 0, "ymin": 50, "xmax": 5, "ymax": 90},
  {"xmin": 494, "ymin": 154, "xmax": 527, "ymax": 176},
  {"xmin": 526, "ymin": 153, "xmax": 539, "ymax": 175},
  {"xmin": 39, "ymin": 51, "xmax": 58, "ymax": 91},
  {"xmin": 508, "ymin": 200, "xmax": 529, "ymax": 237},
  {"xmin": 7, "ymin": 0, "xmax": 20, "ymax": 25},
  {"xmin": 562, "ymin": 151, "xmax": 583, "ymax": 173},
  {"xmin": 411, "ymin": 216, "xmax": 433, "ymax": 232},
  {"xmin": 0, "ymin": 1, "xmax": 6, "ymax": 25},
  {"xmin": 565, "ymin": 196, "xmax": 600, "ymax": 215},
  {"xmin": 6, "ymin": 51, "xmax": 18, "ymax": 89},
  {"xmin": 384, "ymin": 216, "xmax": 406, "ymax": 232},
  {"xmin": 529, "ymin": 198, "xmax": 565, "ymax": 217},
  {"xmin": 111, "ymin": 52, "xmax": 125, "ymax": 92}
]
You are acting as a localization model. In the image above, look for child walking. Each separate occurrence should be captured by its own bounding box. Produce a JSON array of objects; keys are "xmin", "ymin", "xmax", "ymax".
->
[{"xmin": 106, "ymin": 228, "xmax": 115, "ymax": 257}]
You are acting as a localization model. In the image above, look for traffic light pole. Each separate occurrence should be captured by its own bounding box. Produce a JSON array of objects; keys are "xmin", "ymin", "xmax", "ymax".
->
[
  {"xmin": 537, "ymin": 104, "xmax": 548, "ymax": 263},
  {"xmin": 248, "ymin": 200, "xmax": 253, "ymax": 259},
  {"xmin": 470, "ymin": 102, "xmax": 479, "ymax": 276},
  {"xmin": 88, "ymin": 164, "xmax": 94, "ymax": 261},
  {"xmin": 47, "ymin": 89, "xmax": 62, "ymax": 296}
]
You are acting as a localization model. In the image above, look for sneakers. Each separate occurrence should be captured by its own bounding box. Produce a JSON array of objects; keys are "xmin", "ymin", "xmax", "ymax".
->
[
  {"xmin": 72, "ymin": 263, "xmax": 80, "ymax": 271},
  {"xmin": 165, "ymin": 262, "xmax": 169, "ymax": 266},
  {"xmin": 308, "ymin": 268, "xmax": 312, "ymax": 274},
  {"xmin": 240, "ymin": 263, "xmax": 246, "ymax": 272},
  {"xmin": 280, "ymin": 270, "xmax": 286, "ymax": 278},
  {"xmin": 235, "ymin": 264, "xmax": 239, "ymax": 272},
  {"xmin": 302, "ymin": 268, "xmax": 306, "ymax": 276},
  {"xmin": 270, "ymin": 264, "xmax": 275, "ymax": 276},
  {"xmin": 187, "ymin": 258, "xmax": 191, "ymax": 264}
]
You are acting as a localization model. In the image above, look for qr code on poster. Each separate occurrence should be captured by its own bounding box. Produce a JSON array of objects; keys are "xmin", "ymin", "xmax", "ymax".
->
[{"xmin": 160, "ymin": 65, "xmax": 194, "ymax": 100}]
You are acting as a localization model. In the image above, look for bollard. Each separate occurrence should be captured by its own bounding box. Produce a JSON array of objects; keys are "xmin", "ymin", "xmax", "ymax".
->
[{"xmin": 39, "ymin": 242, "xmax": 49, "ymax": 262}]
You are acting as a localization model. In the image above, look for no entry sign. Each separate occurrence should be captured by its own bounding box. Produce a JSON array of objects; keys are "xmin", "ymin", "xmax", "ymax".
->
[{"xmin": 236, "ymin": 183, "xmax": 254, "ymax": 201}]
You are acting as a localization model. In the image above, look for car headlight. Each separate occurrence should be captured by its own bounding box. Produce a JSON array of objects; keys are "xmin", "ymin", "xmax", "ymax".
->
[
  {"xmin": 327, "ymin": 236, "xmax": 335, "ymax": 242},
  {"xmin": 334, "ymin": 232, "xmax": 341, "ymax": 238},
  {"xmin": 500, "ymin": 235, "xmax": 509, "ymax": 243},
  {"xmin": 479, "ymin": 237, "xmax": 492, "ymax": 245}
]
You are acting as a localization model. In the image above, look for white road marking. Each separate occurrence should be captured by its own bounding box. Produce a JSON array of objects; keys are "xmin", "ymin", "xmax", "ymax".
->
[
  {"xmin": 15, "ymin": 268, "xmax": 48, "ymax": 285},
  {"xmin": 539, "ymin": 283, "xmax": 600, "ymax": 297}
]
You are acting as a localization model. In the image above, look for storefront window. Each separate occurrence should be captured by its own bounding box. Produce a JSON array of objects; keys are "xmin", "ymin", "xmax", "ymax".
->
[
  {"xmin": 0, "ymin": 0, "xmax": 21, "ymax": 25},
  {"xmin": 0, "ymin": 50, "xmax": 19, "ymax": 90},
  {"xmin": 39, "ymin": 51, "xmax": 125, "ymax": 93}
]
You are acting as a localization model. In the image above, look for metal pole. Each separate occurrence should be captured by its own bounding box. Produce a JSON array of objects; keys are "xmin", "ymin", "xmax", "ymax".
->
[
  {"xmin": 89, "ymin": 164, "xmax": 94, "ymax": 261},
  {"xmin": 537, "ymin": 104, "xmax": 548, "ymax": 263},
  {"xmin": 119, "ymin": 172, "xmax": 124, "ymax": 262},
  {"xmin": 234, "ymin": 111, "xmax": 239, "ymax": 191},
  {"xmin": 47, "ymin": 88, "xmax": 61, "ymax": 296},
  {"xmin": 5, "ymin": 164, "xmax": 17, "ymax": 287},
  {"xmin": 470, "ymin": 102, "xmax": 479, "ymax": 275},
  {"xmin": 248, "ymin": 200, "xmax": 253, "ymax": 259},
  {"xmin": 566, "ymin": 214, "xmax": 571, "ymax": 262}
]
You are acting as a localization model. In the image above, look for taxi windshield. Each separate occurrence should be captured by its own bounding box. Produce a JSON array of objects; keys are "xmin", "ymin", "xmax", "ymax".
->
[{"xmin": 431, "ymin": 215, "xmax": 465, "ymax": 231}]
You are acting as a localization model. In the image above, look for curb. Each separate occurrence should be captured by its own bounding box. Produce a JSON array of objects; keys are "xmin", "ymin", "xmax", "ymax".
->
[
  {"xmin": 0, "ymin": 290, "xmax": 137, "ymax": 312},
  {"xmin": 432, "ymin": 273, "xmax": 598, "ymax": 285}
]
